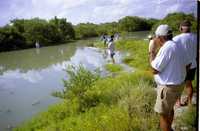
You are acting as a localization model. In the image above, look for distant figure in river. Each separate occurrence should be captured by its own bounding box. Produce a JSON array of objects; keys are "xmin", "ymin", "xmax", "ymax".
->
[
  {"xmin": 101, "ymin": 34, "xmax": 108, "ymax": 59},
  {"xmin": 107, "ymin": 35, "xmax": 115, "ymax": 64},
  {"xmin": 114, "ymin": 33, "xmax": 120, "ymax": 41},
  {"xmin": 35, "ymin": 41, "xmax": 40, "ymax": 48},
  {"xmin": 102, "ymin": 34, "xmax": 107, "ymax": 47}
]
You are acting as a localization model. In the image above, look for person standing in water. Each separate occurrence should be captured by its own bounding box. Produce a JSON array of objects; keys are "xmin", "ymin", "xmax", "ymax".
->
[
  {"xmin": 102, "ymin": 34, "xmax": 107, "ymax": 47},
  {"xmin": 35, "ymin": 41, "xmax": 40, "ymax": 48},
  {"xmin": 107, "ymin": 35, "xmax": 115, "ymax": 63}
]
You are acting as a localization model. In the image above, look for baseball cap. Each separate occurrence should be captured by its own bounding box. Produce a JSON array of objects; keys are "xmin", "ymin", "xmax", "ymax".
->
[{"xmin": 155, "ymin": 24, "xmax": 172, "ymax": 37}]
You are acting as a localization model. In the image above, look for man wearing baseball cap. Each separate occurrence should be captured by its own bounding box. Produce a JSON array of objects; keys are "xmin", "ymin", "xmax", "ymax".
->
[
  {"xmin": 150, "ymin": 25, "xmax": 189, "ymax": 131},
  {"xmin": 173, "ymin": 20, "xmax": 197, "ymax": 106}
]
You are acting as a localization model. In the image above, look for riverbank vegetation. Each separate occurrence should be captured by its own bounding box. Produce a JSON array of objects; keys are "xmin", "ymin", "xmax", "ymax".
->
[
  {"xmin": 0, "ymin": 17, "xmax": 75, "ymax": 52},
  {"xmin": 151, "ymin": 12, "xmax": 197, "ymax": 34},
  {"xmin": 14, "ymin": 35, "xmax": 196, "ymax": 130},
  {"xmin": 15, "ymin": 39, "xmax": 159, "ymax": 130},
  {"xmin": 0, "ymin": 12, "xmax": 196, "ymax": 52}
]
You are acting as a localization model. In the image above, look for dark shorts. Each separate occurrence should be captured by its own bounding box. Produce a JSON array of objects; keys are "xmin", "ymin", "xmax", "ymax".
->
[
  {"xmin": 185, "ymin": 68, "xmax": 196, "ymax": 81},
  {"xmin": 110, "ymin": 52, "xmax": 115, "ymax": 58}
]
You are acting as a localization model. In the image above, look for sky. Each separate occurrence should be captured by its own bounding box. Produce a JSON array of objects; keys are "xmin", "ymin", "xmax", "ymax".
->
[{"xmin": 0, "ymin": 0, "xmax": 197, "ymax": 26}]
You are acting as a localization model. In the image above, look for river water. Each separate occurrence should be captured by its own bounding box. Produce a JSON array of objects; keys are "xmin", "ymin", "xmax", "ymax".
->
[{"xmin": 0, "ymin": 31, "xmax": 149, "ymax": 130}]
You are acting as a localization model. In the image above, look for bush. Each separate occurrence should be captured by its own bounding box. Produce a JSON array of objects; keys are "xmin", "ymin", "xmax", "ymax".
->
[{"xmin": 151, "ymin": 13, "xmax": 197, "ymax": 34}]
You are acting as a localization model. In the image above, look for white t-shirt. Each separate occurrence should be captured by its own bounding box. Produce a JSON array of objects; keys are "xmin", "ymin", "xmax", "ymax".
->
[
  {"xmin": 173, "ymin": 33, "xmax": 197, "ymax": 69},
  {"xmin": 108, "ymin": 41, "xmax": 115, "ymax": 54},
  {"xmin": 151, "ymin": 40, "xmax": 188, "ymax": 85}
]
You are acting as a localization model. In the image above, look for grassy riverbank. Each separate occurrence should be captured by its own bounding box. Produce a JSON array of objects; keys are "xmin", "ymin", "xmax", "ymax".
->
[{"xmin": 14, "ymin": 39, "xmax": 196, "ymax": 130}]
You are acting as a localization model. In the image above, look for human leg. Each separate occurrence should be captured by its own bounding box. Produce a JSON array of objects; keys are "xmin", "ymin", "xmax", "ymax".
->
[
  {"xmin": 184, "ymin": 68, "xmax": 196, "ymax": 105},
  {"xmin": 110, "ymin": 53, "xmax": 115, "ymax": 64},
  {"xmin": 168, "ymin": 109, "xmax": 174, "ymax": 128},
  {"xmin": 155, "ymin": 85, "xmax": 184, "ymax": 131},
  {"xmin": 160, "ymin": 114, "xmax": 171, "ymax": 131},
  {"xmin": 185, "ymin": 80, "xmax": 193, "ymax": 105}
]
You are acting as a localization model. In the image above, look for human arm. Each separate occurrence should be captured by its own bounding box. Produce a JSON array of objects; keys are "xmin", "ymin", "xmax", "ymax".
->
[{"xmin": 149, "ymin": 39, "xmax": 159, "ymax": 63}]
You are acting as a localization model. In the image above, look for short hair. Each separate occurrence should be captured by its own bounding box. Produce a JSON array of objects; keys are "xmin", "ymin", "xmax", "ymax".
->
[{"xmin": 180, "ymin": 20, "xmax": 192, "ymax": 27}]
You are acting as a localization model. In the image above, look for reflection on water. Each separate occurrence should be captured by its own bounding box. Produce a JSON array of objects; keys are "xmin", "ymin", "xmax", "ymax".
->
[
  {"xmin": 0, "ymin": 43, "xmax": 76, "ymax": 74},
  {"xmin": 2, "ymin": 70, "xmax": 43, "ymax": 83},
  {"xmin": 0, "ymin": 44, "xmax": 122, "ymax": 130}
]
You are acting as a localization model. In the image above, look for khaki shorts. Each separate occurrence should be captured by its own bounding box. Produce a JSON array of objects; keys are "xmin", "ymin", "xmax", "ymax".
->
[{"xmin": 154, "ymin": 84, "xmax": 184, "ymax": 115}]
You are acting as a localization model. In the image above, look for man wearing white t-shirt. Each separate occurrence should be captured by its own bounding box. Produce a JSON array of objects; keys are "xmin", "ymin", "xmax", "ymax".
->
[
  {"xmin": 173, "ymin": 20, "xmax": 197, "ymax": 106},
  {"xmin": 150, "ymin": 25, "xmax": 189, "ymax": 131}
]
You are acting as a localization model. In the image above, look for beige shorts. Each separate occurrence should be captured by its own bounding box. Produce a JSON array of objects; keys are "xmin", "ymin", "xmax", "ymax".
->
[{"xmin": 154, "ymin": 84, "xmax": 184, "ymax": 115}]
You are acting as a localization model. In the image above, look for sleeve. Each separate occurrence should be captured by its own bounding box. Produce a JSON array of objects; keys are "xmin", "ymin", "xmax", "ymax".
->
[{"xmin": 151, "ymin": 46, "xmax": 172, "ymax": 72}]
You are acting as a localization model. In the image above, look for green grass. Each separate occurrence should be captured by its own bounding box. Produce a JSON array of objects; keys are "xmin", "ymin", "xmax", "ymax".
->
[
  {"xmin": 105, "ymin": 64, "xmax": 123, "ymax": 73},
  {"xmin": 116, "ymin": 39, "xmax": 150, "ymax": 71},
  {"xmin": 15, "ymin": 70, "xmax": 159, "ymax": 131},
  {"xmin": 175, "ymin": 106, "xmax": 197, "ymax": 131},
  {"xmin": 14, "ymin": 39, "xmax": 196, "ymax": 131}
]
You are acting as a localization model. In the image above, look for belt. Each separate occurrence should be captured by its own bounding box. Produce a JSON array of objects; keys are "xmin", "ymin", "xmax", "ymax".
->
[
  {"xmin": 166, "ymin": 83, "xmax": 184, "ymax": 87},
  {"xmin": 157, "ymin": 83, "xmax": 184, "ymax": 87}
]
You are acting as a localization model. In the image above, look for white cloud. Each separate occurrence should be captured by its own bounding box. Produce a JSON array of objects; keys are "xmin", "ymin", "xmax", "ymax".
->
[
  {"xmin": 0, "ymin": 0, "xmax": 197, "ymax": 26},
  {"xmin": 2, "ymin": 69, "xmax": 43, "ymax": 83}
]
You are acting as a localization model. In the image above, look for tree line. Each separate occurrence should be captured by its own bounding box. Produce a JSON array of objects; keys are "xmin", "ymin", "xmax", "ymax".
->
[{"xmin": 0, "ymin": 12, "xmax": 196, "ymax": 52}]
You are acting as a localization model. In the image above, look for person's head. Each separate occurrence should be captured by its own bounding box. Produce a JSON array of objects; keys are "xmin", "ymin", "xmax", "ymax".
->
[
  {"xmin": 110, "ymin": 35, "xmax": 114, "ymax": 41},
  {"xmin": 179, "ymin": 20, "xmax": 191, "ymax": 33},
  {"xmin": 155, "ymin": 24, "xmax": 173, "ymax": 46}
]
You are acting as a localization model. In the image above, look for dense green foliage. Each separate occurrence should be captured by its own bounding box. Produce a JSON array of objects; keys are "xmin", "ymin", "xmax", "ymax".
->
[
  {"xmin": 0, "ymin": 12, "xmax": 197, "ymax": 52},
  {"xmin": 52, "ymin": 65, "xmax": 101, "ymax": 111},
  {"xmin": 74, "ymin": 23, "xmax": 99, "ymax": 39},
  {"xmin": 0, "ymin": 15, "xmax": 158, "ymax": 51},
  {"xmin": 151, "ymin": 12, "xmax": 197, "ymax": 34},
  {"xmin": 118, "ymin": 16, "xmax": 153, "ymax": 32},
  {"xmin": 75, "ymin": 16, "xmax": 158, "ymax": 39},
  {"xmin": 0, "ymin": 17, "xmax": 75, "ymax": 52}
]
